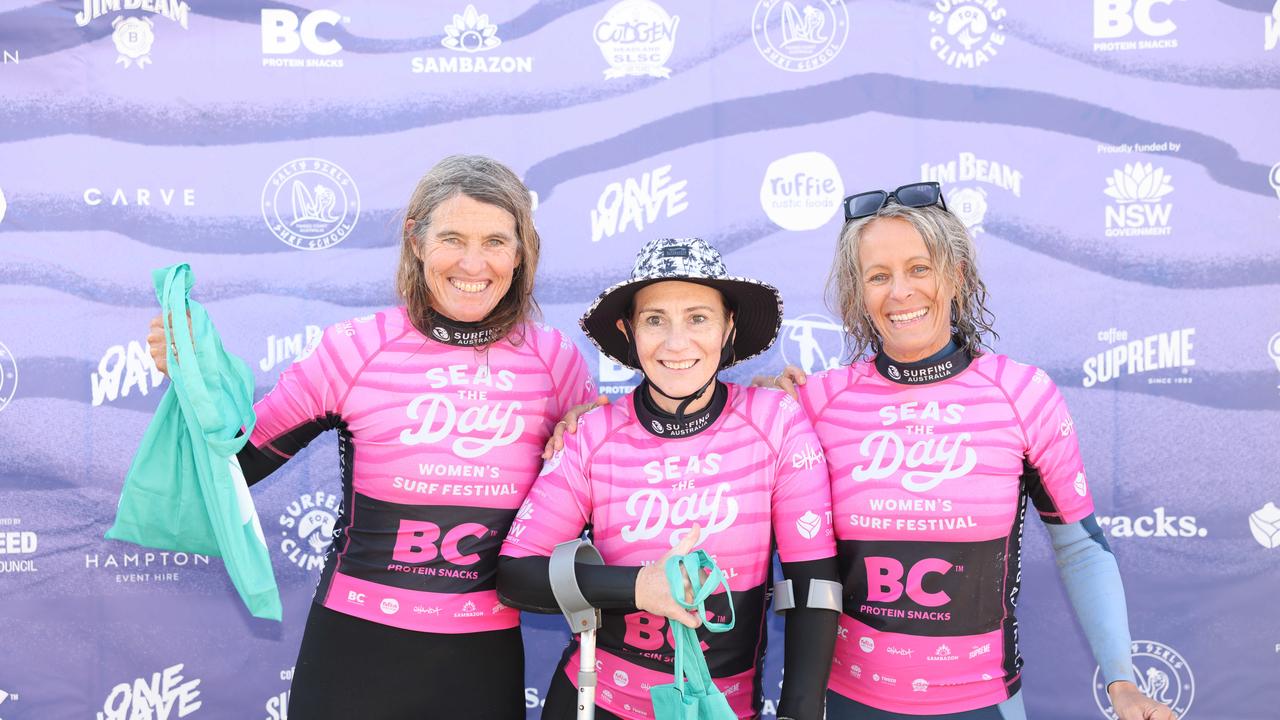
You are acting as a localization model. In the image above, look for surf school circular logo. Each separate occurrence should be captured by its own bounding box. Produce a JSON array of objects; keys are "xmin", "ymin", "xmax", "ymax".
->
[
  {"xmin": 261, "ymin": 158, "xmax": 361, "ymax": 251},
  {"xmin": 752, "ymin": 0, "xmax": 848, "ymax": 72},
  {"xmin": 1093, "ymin": 641, "xmax": 1194, "ymax": 719},
  {"xmin": 0, "ymin": 341, "xmax": 17, "ymax": 413}
]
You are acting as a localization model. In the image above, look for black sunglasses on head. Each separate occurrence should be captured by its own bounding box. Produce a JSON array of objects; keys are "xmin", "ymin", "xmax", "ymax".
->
[{"xmin": 842, "ymin": 182, "xmax": 947, "ymax": 221}]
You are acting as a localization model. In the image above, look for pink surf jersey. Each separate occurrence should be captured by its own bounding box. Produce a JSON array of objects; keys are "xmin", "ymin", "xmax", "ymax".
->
[
  {"xmin": 501, "ymin": 384, "xmax": 837, "ymax": 720},
  {"xmin": 797, "ymin": 352, "xmax": 1093, "ymax": 715},
  {"xmin": 248, "ymin": 307, "xmax": 594, "ymax": 633}
]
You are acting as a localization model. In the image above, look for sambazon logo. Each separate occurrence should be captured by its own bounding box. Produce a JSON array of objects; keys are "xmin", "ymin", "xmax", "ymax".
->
[
  {"xmin": 261, "ymin": 8, "xmax": 347, "ymax": 68},
  {"xmin": 1096, "ymin": 508, "xmax": 1207, "ymax": 538},
  {"xmin": 1104, "ymin": 162, "xmax": 1174, "ymax": 236},
  {"xmin": 412, "ymin": 5, "xmax": 533, "ymax": 74},
  {"xmin": 594, "ymin": 0, "xmax": 679, "ymax": 79},
  {"xmin": 1093, "ymin": 641, "xmax": 1194, "ymax": 719},
  {"xmin": 279, "ymin": 490, "xmax": 341, "ymax": 571},
  {"xmin": 760, "ymin": 151, "xmax": 844, "ymax": 231},
  {"xmin": 259, "ymin": 324, "xmax": 323, "ymax": 372},
  {"xmin": 91, "ymin": 339, "xmax": 164, "ymax": 407},
  {"xmin": 927, "ymin": 0, "xmax": 1007, "ymax": 69},
  {"xmin": 96, "ymin": 663, "xmax": 201, "ymax": 720},
  {"xmin": 920, "ymin": 153, "xmax": 1023, "ymax": 234},
  {"xmin": 779, "ymin": 314, "xmax": 844, "ymax": 374},
  {"xmin": 1082, "ymin": 328, "xmax": 1194, "ymax": 387},
  {"xmin": 75, "ymin": 0, "xmax": 192, "ymax": 70},
  {"xmin": 1093, "ymin": 0, "xmax": 1179, "ymax": 52},
  {"xmin": 591, "ymin": 164, "xmax": 688, "ymax": 242}
]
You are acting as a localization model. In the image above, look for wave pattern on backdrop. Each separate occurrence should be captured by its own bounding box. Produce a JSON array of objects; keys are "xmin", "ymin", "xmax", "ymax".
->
[{"xmin": 0, "ymin": 0, "xmax": 1277, "ymax": 718}]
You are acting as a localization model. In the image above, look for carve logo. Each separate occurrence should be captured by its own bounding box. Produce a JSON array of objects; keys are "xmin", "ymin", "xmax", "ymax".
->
[
  {"xmin": 1093, "ymin": 641, "xmax": 1194, "ymax": 719},
  {"xmin": 261, "ymin": 8, "xmax": 347, "ymax": 68},
  {"xmin": 590, "ymin": 164, "xmax": 689, "ymax": 242},
  {"xmin": 751, "ymin": 0, "xmax": 849, "ymax": 72},
  {"xmin": 96, "ymin": 663, "xmax": 201, "ymax": 720}
]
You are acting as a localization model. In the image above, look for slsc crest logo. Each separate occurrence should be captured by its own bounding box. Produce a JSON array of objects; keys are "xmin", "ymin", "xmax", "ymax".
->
[
  {"xmin": 261, "ymin": 8, "xmax": 347, "ymax": 68},
  {"xmin": 1093, "ymin": 641, "xmax": 1194, "ymax": 719},
  {"xmin": 74, "ymin": 0, "xmax": 192, "ymax": 69},
  {"xmin": 760, "ymin": 152, "xmax": 844, "ymax": 231},
  {"xmin": 751, "ymin": 0, "xmax": 849, "ymax": 72},
  {"xmin": 1093, "ymin": 0, "xmax": 1179, "ymax": 52},
  {"xmin": 594, "ymin": 0, "xmax": 680, "ymax": 79},
  {"xmin": 261, "ymin": 158, "xmax": 361, "ymax": 250}
]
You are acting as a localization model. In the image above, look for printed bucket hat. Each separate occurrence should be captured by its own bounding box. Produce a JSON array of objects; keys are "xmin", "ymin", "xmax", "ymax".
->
[{"xmin": 580, "ymin": 237, "xmax": 784, "ymax": 371}]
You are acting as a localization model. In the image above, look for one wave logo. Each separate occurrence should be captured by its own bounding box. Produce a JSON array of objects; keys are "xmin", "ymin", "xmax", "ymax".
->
[
  {"xmin": 0, "ymin": 341, "xmax": 16, "ymax": 413},
  {"xmin": 96, "ymin": 663, "xmax": 201, "ymax": 720},
  {"xmin": 920, "ymin": 153, "xmax": 1024, "ymax": 234},
  {"xmin": 1268, "ymin": 1, "xmax": 1280, "ymax": 51},
  {"xmin": 91, "ymin": 340, "xmax": 163, "ymax": 407},
  {"xmin": 1093, "ymin": 0, "xmax": 1179, "ymax": 52},
  {"xmin": 779, "ymin": 314, "xmax": 843, "ymax": 374},
  {"xmin": 795, "ymin": 510, "xmax": 822, "ymax": 539},
  {"xmin": 590, "ymin": 164, "xmax": 689, "ymax": 242},
  {"xmin": 1082, "ymin": 328, "xmax": 1194, "ymax": 387},
  {"xmin": 1097, "ymin": 508, "xmax": 1207, "ymax": 539},
  {"xmin": 1093, "ymin": 641, "xmax": 1194, "ymax": 719},
  {"xmin": 1104, "ymin": 162, "xmax": 1174, "ymax": 237},
  {"xmin": 411, "ymin": 5, "xmax": 533, "ymax": 73},
  {"xmin": 262, "ymin": 158, "xmax": 361, "ymax": 250},
  {"xmin": 760, "ymin": 152, "xmax": 844, "ymax": 231},
  {"xmin": 751, "ymin": 0, "xmax": 849, "ymax": 72},
  {"xmin": 1249, "ymin": 502, "xmax": 1280, "ymax": 549},
  {"xmin": 927, "ymin": 0, "xmax": 1007, "ymax": 69},
  {"xmin": 594, "ymin": 0, "xmax": 680, "ymax": 79},
  {"xmin": 261, "ymin": 8, "xmax": 346, "ymax": 68},
  {"xmin": 279, "ymin": 491, "xmax": 341, "ymax": 571},
  {"xmin": 75, "ymin": 0, "xmax": 191, "ymax": 69}
]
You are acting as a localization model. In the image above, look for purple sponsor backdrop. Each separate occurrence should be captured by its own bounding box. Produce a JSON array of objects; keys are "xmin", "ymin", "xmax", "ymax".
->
[{"xmin": 1, "ymin": 0, "xmax": 1278, "ymax": 718}]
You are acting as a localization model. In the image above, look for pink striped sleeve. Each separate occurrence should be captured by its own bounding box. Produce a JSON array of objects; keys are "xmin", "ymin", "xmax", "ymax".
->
[
  {"xmin": 767, "ymin": 391, "xmax": 837, "ymax": 562},
  {"xmin": 499, "ymin": 412, "xmax": 596, "ymax": 558}
]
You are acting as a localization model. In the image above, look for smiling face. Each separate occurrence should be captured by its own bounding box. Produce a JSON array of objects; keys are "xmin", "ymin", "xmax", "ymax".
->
[
  {"xmin": 617, "ymin": 281, "xmax": 733, "ymax": 413},
  {"xmin": 409, "ymin": 193, "xmax": 520, "ymax": 323},
  {"xmin": 858, "ymin": 217, "xmax": 957, "ymax": 363}
]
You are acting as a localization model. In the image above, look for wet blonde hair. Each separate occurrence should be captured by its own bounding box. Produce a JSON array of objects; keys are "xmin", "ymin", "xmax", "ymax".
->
[
  {"xmin": 826, "ymin": 203, "xmax": 997, "ymax": 361},
  {"xmin": 395, "ymin": 155, "xmax": 540, "ymax": 344}
]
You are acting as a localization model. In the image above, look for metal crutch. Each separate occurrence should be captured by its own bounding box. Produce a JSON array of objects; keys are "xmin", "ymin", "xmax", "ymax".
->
[{"xmin": 550, "ymin": 538, "xmax": 605, "ymax": 720}]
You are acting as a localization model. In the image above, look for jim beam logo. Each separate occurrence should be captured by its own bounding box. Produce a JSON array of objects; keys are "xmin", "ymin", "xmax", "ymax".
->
[
  {"xmin": 919, "ymin": 152, "xmax": 1023, "ymax": 234},
  {"xmin": 74, "ymin": 0, "xmax": 193, "ymax": 69}
]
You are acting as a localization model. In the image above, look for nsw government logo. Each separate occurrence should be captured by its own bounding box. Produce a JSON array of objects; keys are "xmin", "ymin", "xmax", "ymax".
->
[
  {"xmin": 1104, "ymin": 162, "xmax": 1173, "ymax": 237},
  {"xmin": 75, "ymin": 0, "xmax": 192, "ymax": 69},
  {"xmin": 779, "ymin": 313, "xmax": 843, "ymax": 374},
  {"xmin": 752, "ymin": 0, "xmax": 848, "ymax": 72},
  {"xmin": 279, "ymin": 491, "xmax": 341, "ymax": 571},
  {"xmin": 1093, "ymin": 641, "xmax": 1193, "ymax": 719},
  {"xmin": 262, "ymin": 158, "xmax": 360, "ymax": 250},
  {"xmin": 594, "ymin": 0, "xmax": 680, "ymax": 79},
  {"xmin": 760, "ymin": 152, "xmax": 844, "ymax": 231},
  {"xmin": 0, "ymin": 341, "xmax": 16, "ymax": 413},
  {"xmin": 411, "ymin": 5, "xmax": 533, "ymax": 74},
  {"xmin": 928, "ymin": 0, "xmax": 1007, "ymax": 69}
]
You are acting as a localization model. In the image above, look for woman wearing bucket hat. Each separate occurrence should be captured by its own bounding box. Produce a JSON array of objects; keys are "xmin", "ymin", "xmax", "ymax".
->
[
  {"xmin": 147, "ymin": 155, "xmax": 597, "ymax": 719},
  {"xmin": 497, "ymin": 237, "xmax": 842, "ymax": 720},
  {"xmin": 752, "ymin": 183, "xmax": 1176, "ymax": 720}
]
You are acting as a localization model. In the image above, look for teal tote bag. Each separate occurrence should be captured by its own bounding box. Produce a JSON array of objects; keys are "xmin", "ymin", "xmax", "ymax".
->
[
  {"xmin": 649, "ymin": 549, "xmax": 737, "ymax": 720},
  {"xmin": 106, "ymin": 263, "xmax": 281, "ymax": 621}
]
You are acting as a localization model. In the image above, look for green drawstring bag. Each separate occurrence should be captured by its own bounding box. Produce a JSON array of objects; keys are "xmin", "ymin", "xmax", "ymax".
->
[
  {"xmin": 106, "ymin": 263, "xmax": 281, "ymax": 622},
  {"xmin": 650, "ymin": 549, "xmax": 737, "ymax": 720}
]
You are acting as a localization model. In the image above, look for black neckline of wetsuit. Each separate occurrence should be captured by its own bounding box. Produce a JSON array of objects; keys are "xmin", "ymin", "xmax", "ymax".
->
[
  {"xmin": 423, "ymin": 311, "xmax": 502, "ymax": 347},
  {"xmin": 633, "ymin": 379, "xmax": 728, "ymax": 439},
  {"xmin": 874, "ymin": 337, "xmax": 972, "ymax": 385}
]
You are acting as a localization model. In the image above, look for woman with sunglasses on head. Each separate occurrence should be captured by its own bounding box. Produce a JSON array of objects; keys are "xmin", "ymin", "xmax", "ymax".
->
[
  {"xmin": 497, "ymin": 237, "xmax": 842, "ymax": 720},
  {"xmin": 147, "ymin": 155, "xmax": 596, "ymax": 719},
  {"xmin": 752, "ymin": 183, "xmax": 1176, "ymax": 720}
]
